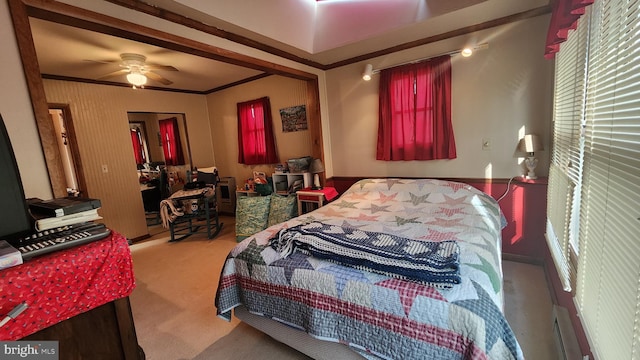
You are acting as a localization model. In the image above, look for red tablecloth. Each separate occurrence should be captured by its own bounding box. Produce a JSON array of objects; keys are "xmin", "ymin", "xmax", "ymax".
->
[{"xmin": 0, "ymin": 231, "xmax": 135, "ymax": 340}]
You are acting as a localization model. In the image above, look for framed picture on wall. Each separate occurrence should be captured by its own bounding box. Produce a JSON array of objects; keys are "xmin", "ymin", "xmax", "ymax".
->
[{"xmin": 279, "ymin": 105, "xmax": 307, "ymax": 133}]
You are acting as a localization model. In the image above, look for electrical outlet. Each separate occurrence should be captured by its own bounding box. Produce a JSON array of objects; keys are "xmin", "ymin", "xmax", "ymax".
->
[
  {"xmin": 482, "ymin": 138, "xmax": 492, "ymax": 151},
  {"xmin": 101, "ymin": 164, "xmax": 108, "ymax": 173}
]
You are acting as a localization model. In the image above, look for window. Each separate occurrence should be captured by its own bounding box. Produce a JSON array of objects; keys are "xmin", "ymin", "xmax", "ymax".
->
[
  {"xmin": 576, "ymin": 1, "xmax": 640, "ymax": 357},
  {"xmin": 159, "ymin": 117, "xmax": 185, "ymax": 166},
  {"xmin": 376, "ymin": 56, "xmax": 456, "ymax": 161},
  {"xmin": 237, "ymin": 97, "xmax": 279, "ymax": 165},
  {"xmin": 546, "ymin": 7, "xmax": 590, "ymax": 292},
  {"xmin": 548, "ymin": 1, "xmax": 640, "ymax": 358}
]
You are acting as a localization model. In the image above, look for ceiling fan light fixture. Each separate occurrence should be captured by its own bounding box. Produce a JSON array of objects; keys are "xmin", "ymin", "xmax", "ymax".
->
[{"xmin": 126, "ymin": 71, "xmax": 147, "ymax": 87}]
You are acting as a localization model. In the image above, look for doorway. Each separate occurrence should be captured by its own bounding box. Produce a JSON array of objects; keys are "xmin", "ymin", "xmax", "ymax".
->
[
  {"xmin": 47, "ymin": 104, "xmax": 87, "ymax": 198},
  {"xmin": 128, "ymin": 112, "xmax": 192, "ymax": 234}
]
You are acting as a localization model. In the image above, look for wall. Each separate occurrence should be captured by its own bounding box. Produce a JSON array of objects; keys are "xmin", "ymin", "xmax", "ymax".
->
[
  {"xmin": 0, "ymin": 1, "xmax": 52, "ymax": 200},
  {"xmin": 43, "ymin": 79, "xmax": 212, "ymax": 239},
  {"xmin": 206, "ymin": 75, "xmax": 312, "ymax": 187},
  {"xmin": 325, "ymin": 15, "xmax": 554, "ymax": 179}
]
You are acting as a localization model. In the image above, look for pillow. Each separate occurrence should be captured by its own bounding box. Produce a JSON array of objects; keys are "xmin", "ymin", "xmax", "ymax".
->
[
  {"xmin": 235, "ymin": 195, "xmax": 271, "ymax": 242},
  {"xmin": 267, "ymin": 194, "xmax": 298, "ymax": 227}
]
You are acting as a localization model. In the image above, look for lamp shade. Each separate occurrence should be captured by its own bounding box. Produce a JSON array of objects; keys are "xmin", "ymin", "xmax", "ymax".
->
[
  {"xmin": 309, "ymin": 158, "xmax": 325, "ymax": 173},
  {"xmin": 517, "ymin": 134, "xmax": 544, "ymax": 154}
]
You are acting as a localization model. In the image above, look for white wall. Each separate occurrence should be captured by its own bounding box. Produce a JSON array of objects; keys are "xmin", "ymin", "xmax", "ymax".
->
[
  {"xmin": 0, "ymin": 0, "xmax": 52, "ymax": 200},
  {"xmin": 326, "ymin": 15, "xmax": 554, "ymax": 179}
]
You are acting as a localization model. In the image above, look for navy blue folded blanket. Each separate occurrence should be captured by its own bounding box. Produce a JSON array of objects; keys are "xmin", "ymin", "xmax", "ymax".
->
[{"xmin": 269, "ymin": 222, "xmax": 461, "ymax": 288}]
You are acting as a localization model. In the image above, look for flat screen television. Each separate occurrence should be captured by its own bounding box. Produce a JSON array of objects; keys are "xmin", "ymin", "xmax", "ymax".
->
[{"xmin": 0, "ymin": 114, "xmax": 35, "ymax": 242}]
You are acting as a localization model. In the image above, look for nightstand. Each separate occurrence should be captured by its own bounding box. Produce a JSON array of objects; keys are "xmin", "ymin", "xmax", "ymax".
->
[{"xmin": 296, "ymin": 187, "xmax": 339, "ymax": 215}]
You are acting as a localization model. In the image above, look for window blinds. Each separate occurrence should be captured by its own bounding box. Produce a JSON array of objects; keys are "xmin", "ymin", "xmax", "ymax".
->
[
  {"xmin": 546, "ymin": 164, "xmax": 574, "ymax": 291},
  {"xmin": 574, "ymin": 0, "xmax": 640, "ymax": 358},
  {"xmin": 547, "ymin": 8, "xmax": 589, "ymax": 292}
]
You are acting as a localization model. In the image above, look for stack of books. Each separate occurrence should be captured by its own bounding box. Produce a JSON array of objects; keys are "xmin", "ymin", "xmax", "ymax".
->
[{"xmin": 29, "ymin": 197, "xmax": 103, "ymax": 231}]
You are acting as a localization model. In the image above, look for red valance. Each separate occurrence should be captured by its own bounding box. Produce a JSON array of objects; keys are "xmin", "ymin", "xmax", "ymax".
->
[{"xmin": 544, "ymin": 0, "xmax": 594, "ymax": 59}]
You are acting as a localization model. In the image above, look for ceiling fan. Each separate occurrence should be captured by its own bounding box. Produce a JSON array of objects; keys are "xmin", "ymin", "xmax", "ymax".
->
[{"xmin": 92, "ymin": 53, "xmax": 178, "ymax": 87}]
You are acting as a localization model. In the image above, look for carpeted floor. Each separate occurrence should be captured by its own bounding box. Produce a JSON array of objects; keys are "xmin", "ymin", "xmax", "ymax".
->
[{"xmin": 129, "ymin": 215, "xmax": 557, "ymax": 359}]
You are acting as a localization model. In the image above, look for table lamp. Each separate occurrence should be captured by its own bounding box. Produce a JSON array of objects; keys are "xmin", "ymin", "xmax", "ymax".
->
[
  {"xmin": 517, "ymin": 134, "xmax": 544, "ymax": 179},
  {"xmin": 309, "ymin": 158, "xmax": 325, "ymax": 190}
]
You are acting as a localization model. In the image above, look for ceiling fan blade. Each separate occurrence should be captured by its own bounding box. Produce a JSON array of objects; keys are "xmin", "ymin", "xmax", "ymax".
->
[
  {"xmin": 145, "ymin": 64, "xmax": 179, "ymax": 72},
  {"xmin": 97, "ymin": 69, "xmax": 128, "ymax": 80},
  {"xmin": 145, "ymin": 71, "xmax": 173, "ymax": 85}
]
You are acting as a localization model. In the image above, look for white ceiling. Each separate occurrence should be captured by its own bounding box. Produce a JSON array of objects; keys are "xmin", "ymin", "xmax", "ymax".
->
[
  {"xmin": 144, "ymin": 0, "xmax": 549, "ymax": 64},
  {"xmin": 169, "ymin": 0, "xmax": 488, "ymax": 54},
  {"xmin": 30, "ymin": 0, "xmax": 550, "ymax": 92}
]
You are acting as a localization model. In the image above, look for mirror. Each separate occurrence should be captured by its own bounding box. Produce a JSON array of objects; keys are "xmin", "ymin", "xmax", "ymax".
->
[{"xmin": 128, "ymin": 112, "xmax": 192, "ymax": 192}]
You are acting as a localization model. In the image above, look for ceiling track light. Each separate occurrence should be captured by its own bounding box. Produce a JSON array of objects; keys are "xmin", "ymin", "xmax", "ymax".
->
[
  {"xmin": 362, "ymin": 64, "xmax": 373, "ymax": 81},
  {"xmin": 362, "ymin": 43, "xmax": 489, "ymax": 80}
]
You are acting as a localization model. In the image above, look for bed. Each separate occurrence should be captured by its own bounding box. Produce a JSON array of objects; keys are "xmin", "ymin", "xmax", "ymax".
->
[{"xmin": 215, "ymin": 178, "xmax": 523, "ymax": 359}]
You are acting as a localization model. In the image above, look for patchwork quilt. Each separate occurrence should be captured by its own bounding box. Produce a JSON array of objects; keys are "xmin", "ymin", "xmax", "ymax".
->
[{"xmin": 216, "ymin": 179, "xmax": 523, "ymax": 360}]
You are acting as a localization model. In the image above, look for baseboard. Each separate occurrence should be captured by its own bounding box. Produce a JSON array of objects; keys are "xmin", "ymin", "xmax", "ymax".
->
[
  {"xmin": 129, "ymin": 234, "xmax": 150, "ymax": 243},
  {"xmin": 502, "ymin": 252, "xmax": 544, "ymax": 266}
]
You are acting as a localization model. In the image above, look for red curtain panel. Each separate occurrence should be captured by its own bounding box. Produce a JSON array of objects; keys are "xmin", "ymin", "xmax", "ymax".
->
[
  {"xmin": 159, "ymin": 117, "xmax": 185, "ymax": 165},
  {"xmin": 237, "ymin": 97, "xmax": 279, "ymax": 165},
  {"xmin": 130, "ymin": 128, "xmax": 144, "ymax": 165},
  {"xmin": 376, "ymin": 55, "xmax": 456, "ymax": 161}
]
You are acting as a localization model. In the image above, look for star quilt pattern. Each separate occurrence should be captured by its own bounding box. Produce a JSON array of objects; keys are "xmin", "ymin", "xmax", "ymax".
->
[{"xmin": 215, "ymin": 179, "xmax": 523, "ymax": 359}]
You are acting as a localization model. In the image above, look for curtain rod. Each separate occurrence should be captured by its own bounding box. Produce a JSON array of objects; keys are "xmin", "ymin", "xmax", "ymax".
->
[{"xmin": 370, "ymin": 43, "xmax": 489, "ymax": 74}]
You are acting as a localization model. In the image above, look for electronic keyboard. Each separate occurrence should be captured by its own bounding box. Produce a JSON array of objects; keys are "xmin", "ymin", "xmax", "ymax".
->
[{"xmin": 12, "ymin": 222, "xmax": 111, "ymax": 261}]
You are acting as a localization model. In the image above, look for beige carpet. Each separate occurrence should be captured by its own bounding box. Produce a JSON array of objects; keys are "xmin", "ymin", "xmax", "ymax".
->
[{"xmin": 129, "ymin": 215, "xmax": 557, "ymax": 359}]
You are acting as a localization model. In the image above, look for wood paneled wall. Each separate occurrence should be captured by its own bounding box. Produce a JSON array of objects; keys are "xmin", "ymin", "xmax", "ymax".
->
[{"xmin": 43, "ymin": 79, "xmax": 212, "ymax": 240}]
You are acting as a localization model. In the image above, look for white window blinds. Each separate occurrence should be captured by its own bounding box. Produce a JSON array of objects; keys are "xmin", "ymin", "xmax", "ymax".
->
[
  {"xmin": 546, "ymin": 9, "xmax": 589, "ymax": 292},
  {"xmin": 574, "ymin": 0, "xmax": 640, "ymax": 358}
]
